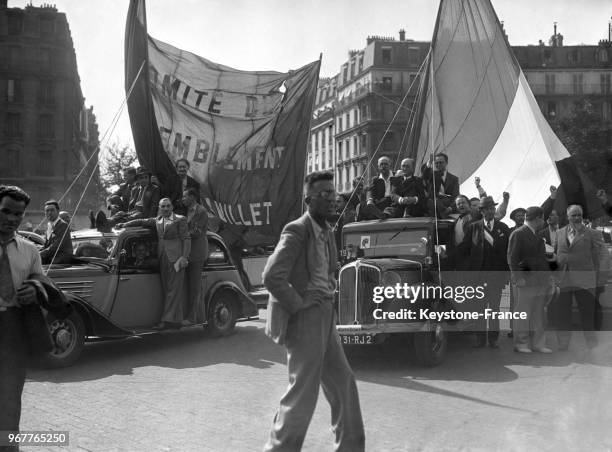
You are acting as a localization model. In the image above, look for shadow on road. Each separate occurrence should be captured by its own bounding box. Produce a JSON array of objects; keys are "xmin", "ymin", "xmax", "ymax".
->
[{"xmin": 28, "ymin": 319, "xmax": 286, "ymax": 383}]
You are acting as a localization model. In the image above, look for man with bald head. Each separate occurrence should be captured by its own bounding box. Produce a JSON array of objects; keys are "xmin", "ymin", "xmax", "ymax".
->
[
  {"xmin": 118, "ymin": 198, "xmax": 191, "ymax": 329},
  {"xmin": 390, "ymin": 158, "xmax": 427, "ymax": 217},
  {"xmin": 553, "ymin": 204, "xmax": 606, "ymax": 350},
  {"xmin": 366, "ymin": 155, "xmax": 394, "ymax": 212}
]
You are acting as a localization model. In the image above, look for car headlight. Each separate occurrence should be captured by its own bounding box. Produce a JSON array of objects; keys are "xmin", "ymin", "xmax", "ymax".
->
[{"xmin": 381, "ymin": 270, "xmax": 401, "ymax": 287}]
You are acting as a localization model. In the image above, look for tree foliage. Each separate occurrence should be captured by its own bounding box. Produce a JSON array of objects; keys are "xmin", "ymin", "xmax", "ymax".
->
[
  {"xmin": 550, "ymin": 99, "xmax": 612, "ymax": 188},
  {"xmin": 99, "ymin": 141, "xmax": 139, "ymax": 196}
]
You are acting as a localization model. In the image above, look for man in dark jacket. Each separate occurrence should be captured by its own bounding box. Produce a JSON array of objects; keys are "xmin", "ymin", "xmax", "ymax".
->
[
  {"xmin": 163, "ymin": 158, "xmax": 200, "ymax": 215},
  {"xmin": 507, "ymin": 206, "xmax": 553, "ymax": 354},
  {"xmin": 96, "ymin": 167, "xmax": 161, "ymax": 232},
  {"xmin": 40, "ymin": 200, "xmax": 73, "ymax": 265},
  {"xmin": 455, "ymin": 196, "xmax": 510, "ymax": 348},
  {"xmin": 389, "ymin": 158, "xmax": 427, "ymax": 218}
]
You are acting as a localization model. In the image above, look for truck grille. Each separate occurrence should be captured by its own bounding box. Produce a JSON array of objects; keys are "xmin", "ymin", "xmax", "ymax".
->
[{"xmin": 338, "ymin": 263, "xmax": 380, "ymax": 325}]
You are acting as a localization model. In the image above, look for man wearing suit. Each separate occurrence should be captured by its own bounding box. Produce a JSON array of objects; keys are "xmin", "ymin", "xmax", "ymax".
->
[
  {"xmin": 389, "ymin": 158, "xmax": 427, "ymax": 218},
  {"xmin": 366, "ymin": 155, "xmax": 393, "ymax": 212},
  {"xmin": 109, "ymin": 167, "xmax": 137, "ymax": 212},
  {"xmin": 96, "ymin": 166, "xmax": 161, "ymax": 232},
  {"xmin": 182, "ymin": 188, "xmax": 209, "ymax": 324},
  {"xmin": 163, "ymin": 158, "xmax": 200, "ymax": 216},
  {"xmin": 454, "ymin": 196, "xmax": 510, "ymax": 348},
  {"xmin": 539, "ymin": 209, "xmax": 560, "ymax": 252},
  {"xmin": 118, "ymin": 198, "xmax": 191, "ymax": 330},
  {"xmin": 421, "ymin": 153, "xmax": 459, "ymax": 217},
  {"xmin": 263, "ymin": 171, "xmax": 364, "ymax": 452},
  {"xmin": 507, "ymin": 206, "xmax": 553, "ymax": 353},
  {"xmin": 553, "ymin": 204, "xmax": 607, "ymax": 350},
  {"xmin": 39, "ymin": 200, "xmax": 73, "ymax": 265}
]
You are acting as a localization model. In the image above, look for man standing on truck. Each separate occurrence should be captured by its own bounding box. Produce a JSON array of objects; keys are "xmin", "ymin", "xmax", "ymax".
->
[
  {"xmin": 117, "ymin": 198, "xmax": 190, "ymax": 330},
  {"xmin": 262, "ymin": 171, "xmax": 364, "ymax": 452},
  {"xmin": 455, "ymin": 196, "xmax": 510, "ymax": 348}
]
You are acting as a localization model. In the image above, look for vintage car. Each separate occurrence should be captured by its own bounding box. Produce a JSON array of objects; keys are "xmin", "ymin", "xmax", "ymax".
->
[
  {"xmin": 43, "ymin": 227, "xmax": 258, "ymax": 368},
  {"xmin": 337, "ymin": 217, "xmax": 469, "ymax": 366}
]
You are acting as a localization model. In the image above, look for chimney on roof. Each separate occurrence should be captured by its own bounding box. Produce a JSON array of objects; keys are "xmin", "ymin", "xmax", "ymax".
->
[
  {"xmin": 549, "ymin": 22, "xmax": 563, "ymax": 47},
  {"xmin": 399, "ymin": 29, "xmax": 406, "ymax": 42}
]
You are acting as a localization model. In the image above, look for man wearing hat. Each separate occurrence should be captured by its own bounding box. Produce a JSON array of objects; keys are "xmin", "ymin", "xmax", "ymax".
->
[
  {"xmin": 96, "ymin": 166, "xmax": 161, "ymax": 232},
  {"xmin": 509, "ymin": 207, "xmax": 526, "ymax": 233},
  {"xmin": 507, "ymin": 206, "xmax": 553, "ymax": 353},
  {"xmin": 455, "ymin": 196, "xmax": 510, "ymax": 348}
]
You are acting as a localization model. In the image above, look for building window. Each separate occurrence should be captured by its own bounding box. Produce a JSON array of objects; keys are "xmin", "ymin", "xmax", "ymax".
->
[
  {"xmin": 337, "ymin": 116, "xmax": 343, "ymax": 132},
  {"xmin": 37, "ymin": 150, "xmax": 54, "ymax": 176},
  {"xmin": 382, "ymin": 76, "xmax": 393, "ymax": 91},
  {"xmin": 572, "ymin": 74, "xmax": 584, "ymax": 95},
  {"xmin": 342, "ymin": 65, "xmax": 348, "ymax": 83},
  {"xmin": 360, "ymin": 134, "xmax": 367, "ymax": 154},
  {"xmin": 545, "ymin": 74, "xmax": 556, "ymax": 94},
  {"xmin": 601, "ymin": 74, "xmax": 611, "ymax": 95},
  {"xmin": 8, "ymin": 13, "xmax": 23, "ymax": 35},
  {"xmin": 382, "ymin": 47, "xmax": 392, "ymax": 65},
  {"xmin": 567, "ymin": 49, "xmax": 581, "ymax": 64},
  {"xmin": 0, "ymin": 149, "xmax": 20, "ymax": 177},
  {"xmin": 5, "ymin": 113, "xmax": 22, "ymax": 137},
  {"xmin": 358, "ymin": 56, "xmax": 364, "ymax": 72},
  {"xmin": 7, "ymin": 79, "xmax": 22, "ymax": 103},
  {"xmin": 408, "ymin": 47, "xmax": 420, "ymax": 66},
  {"xmin": 350, "ymin": 59, "xmax": 356, "ymax": 77},
  {"xmin": 40, "ymin": 17, "xmax": 54, "ymax": 35},
  {"xmin": 337, "ymin": 141, "xmax": 343, "ymax": 162},
  {"xmin": 8, "ymin": 46, "xmax": 21, "ymax": 70},
  {"xmin": 38, "ymin": 80, "xmax": 55, "ymax": 104},
  {"xmin": 353, "ymin": 136, "xmax": 358, "ymax": 158},
  {"xmin": 598, "ymin": 48, "xmax": 609, "ymax": 63},
  {"xmin": 383, "ymin": 132, "xmax": 395, "ymax": 151},
  {"xmin": 39, "ymin": 114, "xmax": 55, "ymax": 138},
  {"xmin": 603, "ymin": 101, "xmax": 612, "ymax": 121},
  {"xmin": 39, "ymin": 48, "xmax": 51, "ymax": 72},
  {"xmin": 328, "ymin": 125, "xmax": 333, "ymax": 145},
  {"xmin": 546, "ymin": 101, "xmax": 557, "ymax": 119}
]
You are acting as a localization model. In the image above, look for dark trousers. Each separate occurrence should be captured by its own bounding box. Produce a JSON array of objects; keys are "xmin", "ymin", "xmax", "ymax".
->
[
  {"xmin": 554, "ymin": 288, "xmax": 597, "ymax": 347},
  {"xmin": 184, "ymin": 260, "xmax": 205, "ymax": 323},
  {"xmin": 0, "ymin": 309, "xmax": 27, "ymax": 452},
  {"xmin": 264, "ymin": 301, "xmax": 365, "ymax": 452},
  {"xmin": 475, "ymin": 283, "xmax": 504, "ymax": 343},
  {"xmin": 159, "ymin": 252, "xmax": 184, "ymax": 323}
]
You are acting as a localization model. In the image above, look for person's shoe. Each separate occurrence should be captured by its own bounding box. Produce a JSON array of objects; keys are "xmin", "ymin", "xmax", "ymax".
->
[
  {"xmin": 88, "ymin": 210, "xmax": 96, "ymax": 229},
  {"xmin": 488, "ymin": 340, "xmax": 499, "ymax": 349},
  {"xmin": 533, "ymin": 347, "xmax": 553, "ymax": 354},
  {"xmin": 514, "ymin": 346, "xmax": 532, "ymax": 354}
]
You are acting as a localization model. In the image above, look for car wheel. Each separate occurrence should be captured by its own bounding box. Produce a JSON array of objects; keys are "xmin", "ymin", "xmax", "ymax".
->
[
  {"xmin": 42, "ymin": 311, "xmax": 86, "ymax": 368},
  {"xmin": 206, "ymin": 292, "xmax": 237, "ymax": 337},
  {"xmin": 414, "ymin": 322, "xmax": 446, "ymax": 367}
]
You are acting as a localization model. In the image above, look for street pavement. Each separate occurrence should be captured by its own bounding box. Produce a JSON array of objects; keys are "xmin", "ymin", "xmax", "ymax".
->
[{"xmin": 19, "ymin": 309, "xmax": 612, "ymax": 452}]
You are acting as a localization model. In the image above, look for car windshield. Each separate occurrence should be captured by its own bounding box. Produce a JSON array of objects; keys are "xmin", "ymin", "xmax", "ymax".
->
[
  {"xmin": 344, "ymin": 229, "xmax": 429, "ymax": 258},
  {"xmin": 72, "ymin": 236, "xmax": 117, "ymax": 259}
]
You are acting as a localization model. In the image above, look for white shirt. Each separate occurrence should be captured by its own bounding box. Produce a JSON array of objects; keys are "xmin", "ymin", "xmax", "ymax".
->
[
  {"xmin": 46, "ymin": 217, "xmax": 60, "ymax": 239},
  {"xmin": 378, "ymin": 174, "xmax": 392, "ymax": 197},
  {"xmin": 0, "ymin": 234, "xmax": 44, "ymax": 307}
]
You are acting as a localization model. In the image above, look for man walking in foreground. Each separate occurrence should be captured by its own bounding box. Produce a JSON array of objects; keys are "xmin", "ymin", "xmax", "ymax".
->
[{"xmin": 263, "ymin": 171, "xmax": 365, "ymax": 452}]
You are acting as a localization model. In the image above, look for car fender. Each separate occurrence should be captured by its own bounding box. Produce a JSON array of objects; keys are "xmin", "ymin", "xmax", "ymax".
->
[
  {"xmin": 205, "ymin": 280, "xmax": 258, "ymax": 319},
  {"xmin": 62, "ymin": 292, "xmax": 133, "ymax": 338}
]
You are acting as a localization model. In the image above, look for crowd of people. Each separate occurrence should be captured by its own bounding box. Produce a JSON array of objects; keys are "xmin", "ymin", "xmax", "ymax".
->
[{"xmin": 331, "ymin": 153, "xmax": 611, "ymax": 354}]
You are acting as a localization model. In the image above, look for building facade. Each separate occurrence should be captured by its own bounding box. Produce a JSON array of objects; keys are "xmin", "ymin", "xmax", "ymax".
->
[
  {"xmin": 0, "ymin": 1, "xmax": 99, "ymax": 226},
  {"xmin": 309, "ymin": 27, "xmax": 612, "ymax": 194}
]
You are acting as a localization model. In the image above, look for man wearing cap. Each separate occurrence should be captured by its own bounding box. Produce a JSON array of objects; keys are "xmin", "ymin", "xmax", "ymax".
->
[
  {"xmin": 455, "ymin": 196, "xmax": 510, "ymax": 348},
  {"xmin": 553, "ymin": 204, "xmax": 607, "ymax": 350},
  {"xmin": 96, "ymin": 166, "xmax": 161, "ymax": 232},
  {"xmin": 507, "ymin": 206, "xmax": 553, "ymax": 353},
  {"xmin": 509, "ymin": 207, "xmax": 526, "ymax": 233},
  {"xmin": 366, "ymin": 156, "xmax": 394, "ymax": 212}
]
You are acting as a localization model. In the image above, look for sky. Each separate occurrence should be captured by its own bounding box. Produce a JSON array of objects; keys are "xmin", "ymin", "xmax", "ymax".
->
[{"xmin": 10, "ymin": 0, "xmax": 612, "ymax": 149}]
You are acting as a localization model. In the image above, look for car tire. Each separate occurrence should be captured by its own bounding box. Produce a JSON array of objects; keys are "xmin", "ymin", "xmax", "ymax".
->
[
  {"xmin": 414, "ymin": 322, "xmax": 446, "ymax": 367},
  {"xmin": 205, "ymin": 292, "xmax": 237, "ymax": 337},
  {"xmin": 42, "ymin": 311, "xmax": 86, "ymax": 368}
]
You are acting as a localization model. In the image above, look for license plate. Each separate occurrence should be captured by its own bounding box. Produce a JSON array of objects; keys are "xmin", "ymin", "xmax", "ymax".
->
[{"xmin": 341, "ymin": 334, "xmax": 374, "ymax": 345}]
